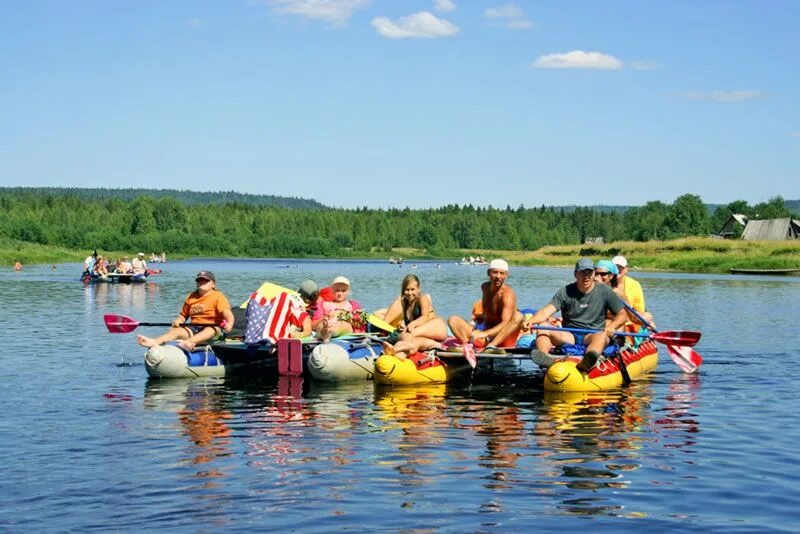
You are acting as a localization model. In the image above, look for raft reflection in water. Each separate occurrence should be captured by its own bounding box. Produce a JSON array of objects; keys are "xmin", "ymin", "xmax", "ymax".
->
[{"xmin": 537, "ymin": 386, "xmax": 654, "ymax": 517}]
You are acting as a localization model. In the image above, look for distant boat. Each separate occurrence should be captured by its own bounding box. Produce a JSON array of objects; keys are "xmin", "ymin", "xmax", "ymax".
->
[{"xmin": 730, "ymin": 268, "xmax": 800, "ymax": 276}]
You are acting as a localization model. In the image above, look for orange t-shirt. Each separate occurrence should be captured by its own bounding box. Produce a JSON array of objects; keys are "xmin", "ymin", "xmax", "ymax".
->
[{"xmin": 181, "ymin": 289, "xmax": 231, "ymax": 325}]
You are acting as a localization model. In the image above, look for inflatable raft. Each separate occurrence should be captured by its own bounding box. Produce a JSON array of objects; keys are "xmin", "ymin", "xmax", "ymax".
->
[
  {"xmin": 543, "ymin": 340, "xmax": 659, "ymax": 392},
  {"xmin": 307, "ymin": 339, "xmax": 384, "ymax": 382},
  {"xmin": 144, "ymin": 341, "xmax": 278, "ymax": 378},
  {"xmin": 373, "ymin": 352, "xmax": 471, "ymax": 386}
]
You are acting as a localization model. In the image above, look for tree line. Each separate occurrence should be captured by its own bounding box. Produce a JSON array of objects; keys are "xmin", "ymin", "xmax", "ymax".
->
[{"xmin": 0, "ymin": 189, "xmax": 796, "ymax": 257}]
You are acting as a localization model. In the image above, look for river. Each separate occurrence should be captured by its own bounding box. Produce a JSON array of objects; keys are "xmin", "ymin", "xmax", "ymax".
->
[{"xmin": 1, "ymin": 259, "xmax": 798, "ymax": 532}]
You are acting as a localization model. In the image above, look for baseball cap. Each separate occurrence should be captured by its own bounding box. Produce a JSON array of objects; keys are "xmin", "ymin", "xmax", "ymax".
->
[
  {"xmin": 332, "ymin": 276, "xmax": 350, "ymax": 287},
  {"xmin": 195, "ymin": 270, "xmax": 215, "ymax": 282},
  {"xmin": 612, "ymin": 255, "xmax": 628, "ymax": 268},
  {"xmin": 574, "ymin": 258, "xmax": 594, "ymax": 272},
  {"xmin": 596, "ymin": 259, "xmax": 618, "ymax": 275},
  {"xmin": 137, "ymin": 252, "xmax": 144, "ymax": 256},
  {"xmin": 488, "ymin": 259, "xmax": 509, "ymax": 272},
  {"xmin": 298, "ymin": 279, "xmax": 318, "ymax": 298}
]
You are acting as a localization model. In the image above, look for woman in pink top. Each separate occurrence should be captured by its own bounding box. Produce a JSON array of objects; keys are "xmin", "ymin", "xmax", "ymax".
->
[{"xmin": 311, "ymin": 276, "xmax": 364, "ymax": 341}]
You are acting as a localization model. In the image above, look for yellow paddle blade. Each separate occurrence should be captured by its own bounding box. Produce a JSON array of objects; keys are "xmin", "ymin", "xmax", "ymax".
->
[
  {"xmin": 239, "ymin": 281, "xmax": 298, "ymax": 308},
  {"xmin": 366, "ymin": 313, "xmax": 396, "ymax": 333}
]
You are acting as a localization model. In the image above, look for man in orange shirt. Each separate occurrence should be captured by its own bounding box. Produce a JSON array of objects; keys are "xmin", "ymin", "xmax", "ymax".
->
[{"xmin": 137, "ymin": 270, "xmax": 234, "ymax": 351}]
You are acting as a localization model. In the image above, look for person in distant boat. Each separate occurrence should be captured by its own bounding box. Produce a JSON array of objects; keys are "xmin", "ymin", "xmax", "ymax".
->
[
  {"xmin": 116, "ymin": 256, "xmax": 133, "ymax": 274},
  {"xmin": 83, "ymin": 253, "xmax": 96, "ymax": 275},
  {"xmin": 13, "ymin": 261, "xmax": 23, "ymax": 271},
  {"xmin": 138, "ymin": 271, "xmax": 234, "ymax": 351},
  {"xmin": 131, "ymin": 252, "xmax": 148, "ymax": 275},
  {"xmin": 525, "ymin": 258, "xmax": 627, "ymax": 373},
  {"xmin": 448, "ymin": 259, "xmax": 521, "ymax": 349},
  {"xmin": 379, "ymin": 274, "xmax": 448, "ymax": 359},
  {"xmin": 612, "ymin": 255, "xmax": 653, "ymax": 326},
  {"xmin": 312, "ymin": 276, "xmax": 365, "ymax": 341},
  {"xmin": 93, "ymin": 255, "xmax": 109, "ymax": 277}
]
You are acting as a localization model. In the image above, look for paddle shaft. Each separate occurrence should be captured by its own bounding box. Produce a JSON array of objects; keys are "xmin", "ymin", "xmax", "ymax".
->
[{"xmin": 533, "ymin": 324, "xmax": 650, "ymax": 339}]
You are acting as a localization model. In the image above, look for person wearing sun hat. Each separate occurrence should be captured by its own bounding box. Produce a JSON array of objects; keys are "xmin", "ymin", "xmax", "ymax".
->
[
  {"xmin": 447, "ymin": 258, "xmax": 521, "ymax": 355},
  {"xmin": 131, "ymin": 252, "xmax": 148, "ymax": 275},
  {"xmin": 137, "ymin": 270, "xmax": 234, "ymax": 351},
  {"xmin": 524, "ymin": 257, "xmax": 628, "ymax": 373},
  {"xmin": 311, "ymin": 275, "xmax": 365, "ymax": 341}
]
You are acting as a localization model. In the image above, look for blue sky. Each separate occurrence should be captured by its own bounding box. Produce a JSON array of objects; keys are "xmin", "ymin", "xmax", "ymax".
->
[{"xmin": 1, "ymin": 1, "xmax": 797, "ymax": 209}]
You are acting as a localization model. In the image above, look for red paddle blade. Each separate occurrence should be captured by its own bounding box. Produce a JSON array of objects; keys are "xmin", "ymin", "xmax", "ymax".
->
[
  {"xmin": 104, "ymin": 314, "xmax": 140, "ymax": 334},
  {"xmin": 667, "ymin": 345, "xmax": 703, "ymax": 373},
  {"xmin": 651, "ymin": 330, "xmax": 701, "ymax": 347}
]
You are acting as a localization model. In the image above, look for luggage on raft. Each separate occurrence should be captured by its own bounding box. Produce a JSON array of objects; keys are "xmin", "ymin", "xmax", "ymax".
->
[
  {"xmin": 373, "ymin": 352, "xmax": 471, "ymax": 386},
  {"xmin": 542, "ymin": 340, "xmax": 659, "ymax": 392},
  {"xmin": 307, "ymin": 339, "xmax": 384, "ymax": 382},
  {"xmin": 144, "ymin": 341, "xmax": 278, "ymax": 378}
]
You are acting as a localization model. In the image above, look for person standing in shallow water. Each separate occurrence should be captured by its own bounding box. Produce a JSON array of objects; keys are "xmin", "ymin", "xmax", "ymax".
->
[
  {"xmin": 137, "ymin": 270, "xmax": 234, "ymax": 351},
  {"xmin": 525, "ymin": 258, "xmax": 628, "ymax": 373}
]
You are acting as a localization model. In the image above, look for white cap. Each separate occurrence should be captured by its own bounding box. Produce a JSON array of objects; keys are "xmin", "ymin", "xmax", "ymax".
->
[
  {"xmin": 612, "ymin": 255, "xmax": 628, "ymax": 268},
  {"xmin": 488, "ymin": 259, "xmax": 509, "ymax": 272},
  {"xmin": 332, "ymin": 276, "xmax": 350, "ymax": 287}
]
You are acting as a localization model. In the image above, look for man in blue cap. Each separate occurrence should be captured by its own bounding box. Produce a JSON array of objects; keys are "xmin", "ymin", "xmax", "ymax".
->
[{"xmin": 525, "ymin": 257, "xmax": 627, "ymax": 372}]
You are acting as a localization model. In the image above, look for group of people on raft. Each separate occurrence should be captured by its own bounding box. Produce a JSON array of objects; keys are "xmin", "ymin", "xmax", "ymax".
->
[
  {"xmin": 136, "ymin": 255, "xmax": 652, "ymax": 374},
  {"xmin": 84, "ymin": 252, "xmax": 150, "ymax": 278}
]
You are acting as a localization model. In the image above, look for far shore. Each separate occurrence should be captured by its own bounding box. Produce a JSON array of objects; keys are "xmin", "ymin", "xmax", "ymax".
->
[{"xmin": 3, "ymin": 237, "xmax": 800, "ymax": 275}]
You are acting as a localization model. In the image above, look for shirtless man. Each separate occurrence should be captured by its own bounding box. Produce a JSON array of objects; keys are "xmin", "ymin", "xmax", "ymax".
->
[{"xmin": 448, "ymin": 259, "xmax": 520, "ymax": 350}]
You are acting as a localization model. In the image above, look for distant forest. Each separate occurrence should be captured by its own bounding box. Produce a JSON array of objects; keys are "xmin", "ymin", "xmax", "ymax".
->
[{"xmin": 0, "ymin": 188, "xmax": 797, "ymax": 257}]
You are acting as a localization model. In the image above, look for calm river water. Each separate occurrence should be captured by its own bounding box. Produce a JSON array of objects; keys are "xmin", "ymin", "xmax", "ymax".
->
[{"xmin": 2, "ymin": 259, "xmax": 798, "ymax": 532}]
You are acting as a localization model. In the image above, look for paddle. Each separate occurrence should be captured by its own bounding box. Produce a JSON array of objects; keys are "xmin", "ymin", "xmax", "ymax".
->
[
  {"xmin": 103, "ymin": 314, "xmax": 219, "ymax": 334},
  {"xmin": 622, "ymin": 304, "xmax": 703, "ymax": 373},
  {"xmin": 531, "ymin": 324, "xmax": 701, "ymax": 347}
]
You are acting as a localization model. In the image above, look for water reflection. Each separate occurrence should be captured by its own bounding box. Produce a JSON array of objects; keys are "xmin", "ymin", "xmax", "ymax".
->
[
  {"xmin": 537, "ymin": 387, "xmax": 654, "ymax": 516},
  {"xmin": 654, "ymin": 374, "xmax": 702, "ymax": 453},
  {"xmin": 84, "ymin": 281, "xmax": 161, "ymax": 312},
  {"xmin": 143, "ymin": 379, "xmax": 233, "ymax": 482}
]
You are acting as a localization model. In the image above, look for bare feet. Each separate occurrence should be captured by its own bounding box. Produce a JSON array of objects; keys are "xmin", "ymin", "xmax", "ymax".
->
[
  {"xmin": 381, "ymin": 341, "xmax": 407, "ymax": 360},
  {"xmin": 178, "ymin": 339, "xmax": 197, "ymax": 351},
  {"xmin": 318, "ymin": 319, "xmax": 332, "ymax": 342},
  {"xmin": 137, "ymin": 335, "xmax": 157, "ymax": 348}
]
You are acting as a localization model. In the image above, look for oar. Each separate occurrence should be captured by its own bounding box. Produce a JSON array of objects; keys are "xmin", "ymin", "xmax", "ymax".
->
[
  {"xmin": 622, "ymin": 304, "xmax": 703, "ymax": 373},
  {"xmin": 531, "ymin": 324, "xmax": 701, "ymax": 347},
  {"xmin": 103, "ymin": 314, "xmax": 218, "ymax": 334}
]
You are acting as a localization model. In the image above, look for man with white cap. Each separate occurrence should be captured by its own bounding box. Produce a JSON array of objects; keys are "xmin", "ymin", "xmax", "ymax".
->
[
  {"xmin": 524, "ymin": 258, "xmax": 628, "ymax": 372},
  {"xmin": 612, "ymin": 255, "xmax": 645, "ymax": 315},
  {"xmin": 448, "ymin": 258, "xmax": 520, "ymax": 352},
  {"xmin": 131, "ymin": 252, "xmax": 148, "ymax": 275}
]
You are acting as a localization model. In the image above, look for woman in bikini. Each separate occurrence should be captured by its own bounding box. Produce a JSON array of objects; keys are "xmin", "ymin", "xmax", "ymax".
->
[{"xmin": 380, "ymin": 274, "xmax": 447, "ymax": 359}]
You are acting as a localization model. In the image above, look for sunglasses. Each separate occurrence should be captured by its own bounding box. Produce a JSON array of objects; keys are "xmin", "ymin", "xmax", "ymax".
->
[
  {"xmin": 595, "ymin": 271, "xmax": 612, "ymax": 277},
  {"xmin": 195, "ymin": 278, "xmax": 212, "ymax": 283}
]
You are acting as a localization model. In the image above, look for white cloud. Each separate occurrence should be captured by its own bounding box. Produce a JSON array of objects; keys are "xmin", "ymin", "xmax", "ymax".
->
[
  {"xmin": 485, "ymin": 4, "xmax": 523, "ymax": 18},
  {"xmin": 630, "ymin": 60, "xmax": 658, "ymax": 71},
  {"xmin": 710, "ymin": 90, "xmax": 762, "ymax": 103},
  {"xmin": 791, "ymin": 131, "xmax": 800, "ymax": 138},
  {"xmin": 372, "ymin": 11, "xmax": 459, "ymax": 39},
  {"xmin": 533, "ymin": 50, "xmax": 624, "ymax": 70},
  {"xmin": 485, "ymin": 3, "xmax": 533, "ymax": 30},
  {"xmin": 269, "ymin": 0, "xmax": 370, "ymax": 25},
  {"xmin": 682, "ymin": 90, "xmax": 763, "ymax": 103},
  {"xmin": 434, "ymin": 0, "xmax": 455, "ymax": 13}
]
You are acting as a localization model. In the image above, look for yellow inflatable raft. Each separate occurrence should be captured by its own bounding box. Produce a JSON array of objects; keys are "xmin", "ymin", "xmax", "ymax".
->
[
  {"xmin": 543, "ymin": 340, "xmax": 659, "ymax": 392},
  {"xmin": 373, "ymin": 352, "xmax": 470, "ymax": 386}
]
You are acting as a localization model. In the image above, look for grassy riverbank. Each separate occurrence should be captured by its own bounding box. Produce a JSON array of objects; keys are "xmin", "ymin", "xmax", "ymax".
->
[
  {"xmin": 3, "ymin": 237, "xmax": 800, "ymax": 274},
  {"xmin": 487, "ymin": 238, "xmax": 800, "ymax": 273}
]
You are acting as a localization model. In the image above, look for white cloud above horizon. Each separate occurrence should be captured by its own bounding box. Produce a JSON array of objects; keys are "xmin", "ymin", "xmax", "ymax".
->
[
  {"xmin": 683, "ymin": 90, "xmax": 763, "ymax": 103},
  {"xmin": 630, "ymin": 60, "xmax": 658, "ymax": 70},
  {"xmin": 485, "ymin": 3, "xmax": 533, "ymax": 30},
  {"xmin": 434, "ymin": 0, "xmax": 456, "ymax": 13},
  {"xmin": 789, "ymin": 132, "xmax": 800, "ymax": 138},
  {"xmin": 268, "ymin": 0, "xmax": 370, "ymax": 25},
  {"xmin": 372, "ymin": 11, "xmax": 459, "ymax": 39},
  {"xmin": 533, "ymin": 50, "xmax": 623, "ymax": 70}
]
